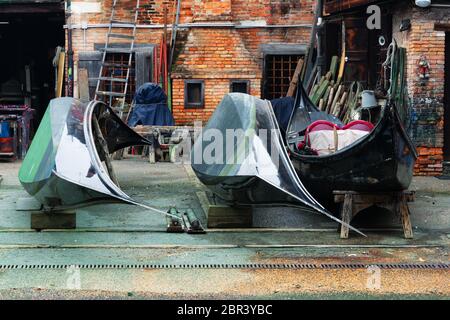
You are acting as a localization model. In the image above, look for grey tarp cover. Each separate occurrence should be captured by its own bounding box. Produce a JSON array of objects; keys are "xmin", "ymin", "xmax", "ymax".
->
[{"xmin": 191, "ymin": 93, "xmax": 364, "ymax": 235}]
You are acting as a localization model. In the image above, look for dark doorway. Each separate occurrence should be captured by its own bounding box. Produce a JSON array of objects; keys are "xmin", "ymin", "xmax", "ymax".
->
[
  {"xmin": 445, "ymin": 33, "xmax": 450, "ymax": 160},
  {"xmin": 0, "ymin": 11, "xmax": 65, "ymax": 123}
]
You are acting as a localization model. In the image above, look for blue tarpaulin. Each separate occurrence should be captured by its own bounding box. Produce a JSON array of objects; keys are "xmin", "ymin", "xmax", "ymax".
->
[
  {"xmin": 271, "ymin": 97, "xmax": 295, "ymax": 135},
  {"xmin": 128, "ymin": 83, "xmax": 175, "ymax": 127}
]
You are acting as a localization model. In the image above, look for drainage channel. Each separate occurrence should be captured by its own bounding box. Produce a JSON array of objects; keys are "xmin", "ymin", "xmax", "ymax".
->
[{"xmin": 0, "ymin": 263, "xmax": 448, "ymax": 270}]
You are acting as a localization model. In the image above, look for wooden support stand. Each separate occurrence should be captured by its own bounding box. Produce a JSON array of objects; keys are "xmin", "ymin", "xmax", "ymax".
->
[
  {"xmin": 31, "ymin": 211, "xmax": 76, "ymax": 231},
  {"xmin": 334, "ymin": 191, "xmax": 415, "ymax": 239},
  {"xmin": 207, "ymin": 205, "xmax": 253, "ymax": 229},
  {"xmin": 195, "ymin": 191, "xmax": 253, "ymax": 229}
]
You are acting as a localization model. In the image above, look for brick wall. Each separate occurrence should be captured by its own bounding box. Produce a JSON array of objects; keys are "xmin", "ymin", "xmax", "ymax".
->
[
  {"xmin": 67, "ymin": 0, "xmax": 314, "ymax": 125},
  {"xmin": 171, "ymin": 27, "xmax": 262, "ymax": 124},
  {"xmin": 392, "ymin": 3, "xmax": 450, "ymax": 176}
]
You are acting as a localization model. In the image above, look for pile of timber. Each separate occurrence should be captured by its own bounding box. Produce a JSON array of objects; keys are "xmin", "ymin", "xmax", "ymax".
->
[{"xmin": 308, "ymin": 56, "xmax": 361, "ymax": 123}]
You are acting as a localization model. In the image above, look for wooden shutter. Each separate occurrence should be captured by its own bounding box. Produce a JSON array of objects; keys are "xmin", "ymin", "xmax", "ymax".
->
[
  {"xmin": 135, "ymin": 50, "xmax": 153, "ymax": 89},
  {"xmin": 78, "ymin": 51, "xmax": 102, "ymax": 100}
]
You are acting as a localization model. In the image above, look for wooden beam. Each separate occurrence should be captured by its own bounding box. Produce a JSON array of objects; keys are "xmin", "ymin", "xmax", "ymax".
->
[
  {"xmin": 207, "ymin": 205, "xmax": 253, "ymax": 229},
  {"xmin": 31, "ymin": 211, "xmax": 76, "ymax": 230},
  {"xmin": 435, "ymin": 23, "xmax": 450, "ymax": 31},
  {"xmin": 0, "ymin": 3, "xmax": 64, "ymax": 14},
  {"xmin": 286, "ymin": 58, "xmax": 304, "ymax": 97},
  {"xmin": 78, "ymin": 68, "xmax": 90, "ymax": 102},
  {"xmin": 56, "ymin": 51, "xmax": 65, "ymax": 98},
  {"xmin": 324, "ymin": 0, "xmax": 390, "ymax": 16}
]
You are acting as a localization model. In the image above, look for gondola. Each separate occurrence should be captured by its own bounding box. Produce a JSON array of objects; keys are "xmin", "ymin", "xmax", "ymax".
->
[
  {"xmin": 18, "ymin": 98, "xmax": 152, "ymax": 210},
  {"xmin": 286, "ymin": 55, "xmax": 418, "ymax": 206},
  {"xmin": 191, "ymin": 93, "xmax": 364, "ymax": 235}
]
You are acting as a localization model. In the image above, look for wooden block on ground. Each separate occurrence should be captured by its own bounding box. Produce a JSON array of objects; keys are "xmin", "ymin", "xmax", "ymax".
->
[
  {"xmin": 207, "ymin": 205, "xmax": 252, "ymax": 229},
  {"xmin": 31, "ymin": 211, "xmax": 76, "ymax": 230}
]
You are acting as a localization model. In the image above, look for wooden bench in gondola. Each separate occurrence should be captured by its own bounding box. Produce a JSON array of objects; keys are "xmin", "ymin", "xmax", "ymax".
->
[{"xmin": 333, "ymin": 190, "xmax": 415, "ymax": 239}]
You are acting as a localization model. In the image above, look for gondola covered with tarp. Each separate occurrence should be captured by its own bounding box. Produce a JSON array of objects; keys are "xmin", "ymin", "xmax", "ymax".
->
[
  {"xmin": 19, "ymin": 98, "xmax": 153, "ymax": 209},
  {"xmin": 191, "ymin": 93, "xmax": 364, "ymax": 235}
]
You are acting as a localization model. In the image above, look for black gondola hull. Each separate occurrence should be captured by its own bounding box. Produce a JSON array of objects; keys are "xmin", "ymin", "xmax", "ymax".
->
[
  {"xmin": 191, "ymin": 170, "xmax": 303, "ymax": 208},
  {"xmin": 290, "ymin": 108, "xmax": 417, "ymax": 204}
]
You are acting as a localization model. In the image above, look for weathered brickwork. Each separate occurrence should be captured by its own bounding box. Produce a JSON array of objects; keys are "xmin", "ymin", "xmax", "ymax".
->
[
  {"xmin": 392, "ymin": 3, "xmax": 450, "ymax": 175},
  {"xmin": 171, "ymin": 28, "xmax": 262, "ymax": 123},
  {"xmin": 68, "ymin": 0, "xmax": 314, "ymax": 125}
]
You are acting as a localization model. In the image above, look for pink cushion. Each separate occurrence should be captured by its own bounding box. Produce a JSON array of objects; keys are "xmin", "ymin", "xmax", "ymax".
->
[
  {"xmin": 342, "ymin": 120, "xmax": 374, "ymax": 132},
  {"xmin": 307, "ymin": 120, "xmax": 338, "ymax": 133}
]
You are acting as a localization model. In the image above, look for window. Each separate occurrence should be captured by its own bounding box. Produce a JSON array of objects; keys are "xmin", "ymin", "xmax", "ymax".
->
[
  {"xmin": 230, "ymin": 80, "xmax": 250, "ymax": 94},
  {"xmin": 263, "ymin": 55, "xmax": 303, "ymax": 100},
  {"xmin": 184, "ymin": 80, "xmax": 204, "ymax": 109}
]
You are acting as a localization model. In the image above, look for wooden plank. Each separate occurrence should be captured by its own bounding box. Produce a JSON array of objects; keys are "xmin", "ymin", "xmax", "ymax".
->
[
  {"xmin": 78, "ymin": 68, "xmax": 90, "ymax": 102},
  {"xmin": 435, "ymin": 23, "xmax": 450, "ymax": 31},
  {"xmin": 340, "ymin": 194, "xmax": 352, "ymax": 239},
  {"xmin": 398, "ymin": 194, "xmax": 414, "ymax": 239},
  {"xmin": 0, "ymin": 3, "xmax": 63, "ymax": 14},
  {"xmin": 311, "ymin": 79, "xmax": 329, "ymax": 105},
  {"xmin": 337, "ymin": 22, "xmax": 346, "ymax": 84},
  {"xmin": 148, "ymin": 144, "xmax": 156, "ymax": 164},
  {"xmin": 318, "ymin": 99, "xmax": 325, "ymax": 111},
  {"xmin": 324, "ymin": 0, "xmax": 381, "ymax": 15},
  {"xmin": 330, "ymin": 85, "xmax": 343, "ymax": 114},
  {"xmin": 322, "ymin": 86, "xmax": 331, "ymax": 107},
  {"xmin": 31, "ymin": 212, "xmax": 76, "ymax": 230},
  {"xmin": 334, "ymin": 191, "xmax": 415, "ymax": 203},
  {"xmin": 56, "ymin": 51, "xmax": 65, "ymax": 98},
  {"xmin": 326, "ymin": 87, "xmax": 335, "ymax": 113},
  {"xmin": 207, "ymin": 205, "xmax": 252, "ymax": 229},
  {"xmin": 329, "ymin": 55, "xmax": 339, "ymax": 81},
  {"xmin": 286, "ymin": 58, "xmax": 304, "ymax": 97}
]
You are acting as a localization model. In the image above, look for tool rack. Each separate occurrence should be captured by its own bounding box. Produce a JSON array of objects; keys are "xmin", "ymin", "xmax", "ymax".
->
[{"xmin": 0, "ymin": 105, "xmax": 34, "ymax": 161}]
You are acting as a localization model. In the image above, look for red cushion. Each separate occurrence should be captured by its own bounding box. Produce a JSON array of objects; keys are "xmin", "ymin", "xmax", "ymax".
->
[
  {"xmin": 342, "ymin": 120, "xmax": 374, "ymax": 132},
  {"xmin": 307, "ymin": 120, "xmax": 339, "ymax": 133}
]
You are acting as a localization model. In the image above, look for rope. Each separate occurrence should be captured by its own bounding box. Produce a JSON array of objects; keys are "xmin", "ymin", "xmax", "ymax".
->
[
  {"xmin": 133, "ymin": 201, "xmax": 183, "ymax": 221},
  {"xmin": 383, "ymin": 40, "xmax": 397, "ymax": 98}
]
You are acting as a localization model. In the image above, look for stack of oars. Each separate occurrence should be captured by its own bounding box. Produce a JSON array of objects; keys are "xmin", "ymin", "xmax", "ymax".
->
[{"xmin": 308, "ymin": 56, "xmax": 361, "ymax": 123}]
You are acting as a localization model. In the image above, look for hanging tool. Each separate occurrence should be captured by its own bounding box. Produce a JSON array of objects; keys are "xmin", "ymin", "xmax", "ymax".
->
[{"xmin": 169, "ymin": 0, "xmax": 181, "ymax": 69}]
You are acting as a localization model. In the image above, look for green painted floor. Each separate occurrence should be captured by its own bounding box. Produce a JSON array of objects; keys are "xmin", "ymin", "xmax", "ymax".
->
[{"xmin": 0, "ymin": 159, "xmax": 448, "ymax": 299}]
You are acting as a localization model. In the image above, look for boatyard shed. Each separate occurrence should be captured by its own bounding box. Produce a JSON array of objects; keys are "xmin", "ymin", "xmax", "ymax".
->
[
  {"xmin": 1, "ymin": 0, "xmax": 450, "ymax": 178},
  {"xmin": 322, "ymin": 0, "xmax": 450, "ymax": 176}
]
